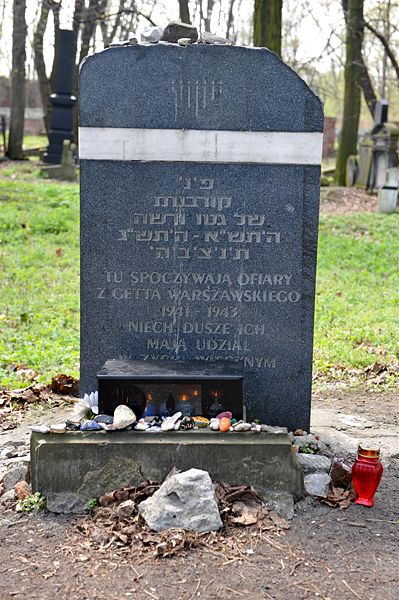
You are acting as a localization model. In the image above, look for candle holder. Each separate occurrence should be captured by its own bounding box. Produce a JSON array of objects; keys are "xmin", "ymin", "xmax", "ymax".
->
[{"xmin": 352, "ymin": 445, "xmax": 383, "ymax": 507}]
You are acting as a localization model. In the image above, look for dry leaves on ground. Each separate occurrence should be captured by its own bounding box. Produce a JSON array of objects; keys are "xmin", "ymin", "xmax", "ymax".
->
[
  {"xmin": 50, "ymin": 374, "xmax": 79, "ymax": 396},
  {"xmin": 313, "ymin": 361, "xmax": 399, "ymax": 386},
  {"xmin": 319, "ymin": 187, "xmax": 377, "ymax": 216},
  {"xmin": 322, "ymin": 485, "xmax": 356, "ymax": 509},
  {"xmin": 74, "ymin": 480, "xmax": 290, "ymax": 560}
]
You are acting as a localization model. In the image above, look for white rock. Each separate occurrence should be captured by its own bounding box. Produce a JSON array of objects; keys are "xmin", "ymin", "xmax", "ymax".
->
[
  {"xmin": 201, "ymin": 31, "xmax": 229, "ymax": 45},
  {"xmin": 178, "ymin": 37, "xmax": 192, "ymax": 46},
  {"xmin": 161, "ymin": 412, "xmax": 182, "ymax": 432},
  {"xmin": 209, "ymin": 418, "xmax": 220, "ymax": 431},
  {"xmin": 29, "ymin": 425, "xmax": 50, "ymax": 434},
  {"xmin": 141, "ymin": 26, "xmax": 163, "ymax": 43},
  {"xmin": 304, "ymin": 473, "xmax": 331, "ymax": 498},
  {"xmin": 138, "ymin": 468, "xmax": 222, "ymax": 532},
  {"xmin": 233, "ymin": 422, "xmax": 251, "ymax": 431},
  {"xmin": 113, "ymin": 405, "xmax": 136, "ymax": 429},
  {"xmin": 50, "ymin": 423, "xmax": 66, "ymax": 434}
]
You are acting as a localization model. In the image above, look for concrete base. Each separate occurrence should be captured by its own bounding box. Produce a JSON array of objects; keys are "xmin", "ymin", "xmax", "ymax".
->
[{"xmin": 30, "ymin": 430, "xmax": 305, "ymax": 514}]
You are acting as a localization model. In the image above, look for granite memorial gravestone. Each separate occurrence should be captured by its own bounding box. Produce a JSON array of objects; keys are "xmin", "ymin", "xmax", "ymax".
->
[{"xmin": 79, "ymin": 43, "xmax": 323, "ymax": 430}]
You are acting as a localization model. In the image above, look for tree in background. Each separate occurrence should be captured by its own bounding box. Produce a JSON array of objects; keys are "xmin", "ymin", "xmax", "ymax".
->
[
  {"xmin": 336, "ymin": 0, "xmax": 364, "ymax": 186},
  {"xmin": 179, "ymin": 0, "xmax": 191, "ymax": 24},
  {"xmin": 32, "ymin": 0, "xmax": 147, "ymax": 139},
  {"xmin": 7, "ymin": 0, "xmax": 27, "ymax": 159},
  {"xmin": 253, "ymin": 0, "xmax": 282, "ymax": 56},
  {"xmin": 33, "ymin": 0, "xmax": 61, "ymax": 136}
]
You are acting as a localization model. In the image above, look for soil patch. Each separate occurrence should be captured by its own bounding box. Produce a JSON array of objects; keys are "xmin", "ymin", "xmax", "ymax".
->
[
  {"xmin": 0, "ymin": 389, "xmax": 398, "ymax": 599},
  {"xmin": 320, "ymin": 187, "xmax": 378, "ymax": 215}
]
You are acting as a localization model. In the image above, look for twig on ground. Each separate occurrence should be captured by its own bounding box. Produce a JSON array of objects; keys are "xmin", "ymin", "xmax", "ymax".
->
[
  {"xmin": 367, "ymin": 518, "xmax": 399, "ymax": 525},
  {"xmin": 143, "ymin": 590, "xmax": 159, "ymax": 600},
  {"xmin": 222, "ymin": 557, "xmax": 241, "ymax": 566},
  {"xmin": 131, "ymin": 565, "xmax": 143, "ymax": 580},
  {"xmin": 342, "ymin": 579, "xmax": 362, "ymax": 598},
  {"xmin": 187, "ymin": 579, "xmax": 201, "ymax": 600},
  {"xmin": 224, "ymin": 587, "xmax": 245, "ymax": 596},
  {"xmin": 289, "ymin": 561, "xmax": 302, "ymax": 576}
]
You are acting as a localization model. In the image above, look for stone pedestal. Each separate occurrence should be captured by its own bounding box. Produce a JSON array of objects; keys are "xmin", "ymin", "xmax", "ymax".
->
[{"xmin": 30, "ymin": 431, "xmax": 304, "ymax": 514}]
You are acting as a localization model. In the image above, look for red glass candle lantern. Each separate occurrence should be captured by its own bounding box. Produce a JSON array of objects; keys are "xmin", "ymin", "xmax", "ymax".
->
[{"xmin": 352, "ymin": 445, "xmax": 383, "ymax": 507}]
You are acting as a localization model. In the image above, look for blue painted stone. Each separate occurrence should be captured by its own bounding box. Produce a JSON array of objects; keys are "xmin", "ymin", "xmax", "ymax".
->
[{"xmin": 79, "ymin": 44, "xmax": 323, "ymax": 430}]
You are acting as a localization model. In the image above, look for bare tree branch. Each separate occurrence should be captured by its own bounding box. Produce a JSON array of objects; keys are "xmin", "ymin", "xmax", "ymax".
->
[{"xmin": 365, "ymin": 20, "xmax": 399, "ymax": 82}]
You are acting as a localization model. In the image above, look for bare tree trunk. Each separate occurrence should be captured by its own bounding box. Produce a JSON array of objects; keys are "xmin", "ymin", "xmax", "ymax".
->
[
  {"xmin": 336, "ymin": 0, "xmax": 364, "ymax": 186},
  {"xmin": 33, "ymin": 1, "xmax": 52, "ymax": 135},
  {"xmin": 253, "ymin": 0, "xmax": 283, "ymax": 56},
  {"xmin": 8, "ymin": 0, "xmax": 27, "ymax": 159},
  {"xmin": 226, "ymin": 0, "xmax": 237, "ymax": 39},
  {"xmin": 204, "ymin": 0, "xmax": 215, "ymax": 32},
  {"xmin": 50, "ymin": 2, "xmax": 61, "ymax": 91},
  {"xmin": 179, "ymin": 0, "xmax": 190, "ymax": 23},
  {"xmin": 79, "ymin": 0, "xmax": 98, "ymax": 65},
  {"xmin": 342, "ymin": 0, "xmax": 376, "ymax": 120},
  {"xmin": 381, "ymin": 0, "xmax": 391, "ymax": 98}
]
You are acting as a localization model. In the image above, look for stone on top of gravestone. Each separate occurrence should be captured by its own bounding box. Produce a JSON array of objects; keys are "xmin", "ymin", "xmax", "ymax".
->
[
  {"xmin": 161, "ymin": 21, "xmax": 198, "ymax": 44},
  {"xmin": 79, "ymin": 44, "xmax": 323, "ymax": 431}
]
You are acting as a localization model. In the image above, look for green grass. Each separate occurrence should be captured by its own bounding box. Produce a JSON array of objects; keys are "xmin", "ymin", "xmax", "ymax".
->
[
  {"xmin": 23, "ymin": 134, "xmax": 48, "ymax": 150},
  {"xmin": 314, "ymin": 214, "xmax": 399, "ymax": 379},
  {"xmin": 0, "ymin": 164, "xmax": 398, "ymax": 389},
  {"xmin": 0, "ymin": 168, "xmax": 79, "ymax": 388}
]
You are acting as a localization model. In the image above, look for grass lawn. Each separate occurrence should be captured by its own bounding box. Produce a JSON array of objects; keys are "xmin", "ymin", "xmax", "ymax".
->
[
  {"xmin": 0, "ymin": 167, "xmax": 79, "ymax": 388},
  {"xmin": 0, "ymin": 163, "xmax": 398, "ymax": 389}
]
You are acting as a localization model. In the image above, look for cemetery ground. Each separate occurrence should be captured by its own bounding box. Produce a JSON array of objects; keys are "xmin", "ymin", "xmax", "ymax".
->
[{"xmin": 0, "ymin": 160, "xmax": 398, "ymax": 599}]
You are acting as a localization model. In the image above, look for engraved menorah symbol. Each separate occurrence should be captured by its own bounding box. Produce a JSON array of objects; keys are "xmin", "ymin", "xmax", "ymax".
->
[{"xmin": 171, "ymin": 79, "xmax": 223, "ymax": 120}]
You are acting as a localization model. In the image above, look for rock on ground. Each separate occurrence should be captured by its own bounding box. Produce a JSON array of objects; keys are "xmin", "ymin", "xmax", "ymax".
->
[
  {"xmin": 0, "ymin": 489, "xmax": 16, "ymax": 503},
  {"xmin": 296, "ymin": 454, "xmax": 331, "ymax": 475},
  {"xmin": 3, "ymin": 465, "xmax": 28, "ymax": 491},
  {"xmin": 260, "ymin": 490, "xmax": 294, "ymax": 520},
  {"xmin": 304, "ymin": 473, "xmax": 331, "ymax": 498},
  {"xmin": 138, "ymin": 468, "xmax": 223, "ymax": 533}
]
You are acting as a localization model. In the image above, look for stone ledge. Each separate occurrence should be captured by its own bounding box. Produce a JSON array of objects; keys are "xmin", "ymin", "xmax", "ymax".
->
[{"xmin": 31, "ymin": 431, "xmax": 305, "ymax": 513}]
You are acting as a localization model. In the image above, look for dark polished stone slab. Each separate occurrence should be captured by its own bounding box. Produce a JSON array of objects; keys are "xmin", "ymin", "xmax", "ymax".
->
[
  {"xmin": 98, "ymin": 359, "xmax": 243, "ymax": 379},
  {"xmin": 80, "ymin": 44, "xmax": 323, "ymax": 430}
]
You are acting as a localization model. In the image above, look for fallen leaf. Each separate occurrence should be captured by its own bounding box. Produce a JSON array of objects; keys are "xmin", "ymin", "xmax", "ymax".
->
[
  {"xmin": 50, "ymin": 374, "xmax": 79, "ymax": 396},
  {"xmin": 322, "ymin": 485, "xmax": 356, "ymax": 509}
]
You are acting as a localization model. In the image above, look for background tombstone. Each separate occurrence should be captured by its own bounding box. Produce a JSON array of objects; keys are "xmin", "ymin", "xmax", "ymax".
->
[
  {"xmin": 79, "ymin": 44, "xmax": 323, "ymax": 430},
  {"xmin": 44, "ymin": 29, "xmax": 76, "ymax": 164}
]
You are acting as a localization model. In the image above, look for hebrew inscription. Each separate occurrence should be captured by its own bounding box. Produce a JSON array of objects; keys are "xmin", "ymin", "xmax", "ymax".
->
[{"xmin": 117, "ymin": 176, "xmax": 281, "ymax": 262}]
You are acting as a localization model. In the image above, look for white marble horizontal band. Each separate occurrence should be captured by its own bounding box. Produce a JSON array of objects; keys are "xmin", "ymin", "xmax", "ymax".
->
[{"xmin": 79, "ymin": 127, "xmax": 323, "ymax": 165}]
